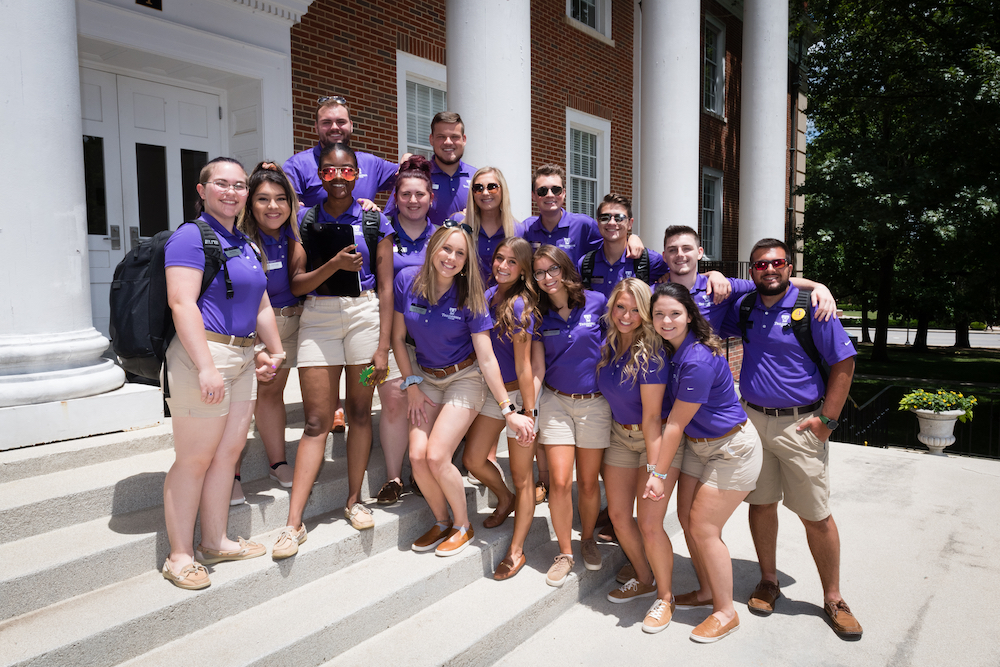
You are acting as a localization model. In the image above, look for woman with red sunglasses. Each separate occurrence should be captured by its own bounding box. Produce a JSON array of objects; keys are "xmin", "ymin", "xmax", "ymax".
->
[{"xmin": 271, "ymin": 143, "xmax": 395, "ymax": 559}]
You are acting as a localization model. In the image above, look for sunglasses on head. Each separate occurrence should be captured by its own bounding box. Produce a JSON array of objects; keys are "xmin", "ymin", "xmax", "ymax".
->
[
  {"xmin": 535, "ymin": 186, "xmax": 564, "ymax": 197},
  {"xmin": 443, "ymin": 219, "xmax": 474, "ymax": 235},
  {"xmin": 752, "ymin": 258, "xmax": 791, "ymax": 271},
  {"xmin": 472, "ymin": 182, "xmax": 500, "ymax": 194},
  {"xmin": 597, "ymin": 212, "xmax": 629, "ymax": 223},
  {"xmin": 317, "ymin": 95, "xmax": 347, "ymax": 106},
  {"xmin": 319, "ymin": 166, "xmax": 357, "ymax": 182}
]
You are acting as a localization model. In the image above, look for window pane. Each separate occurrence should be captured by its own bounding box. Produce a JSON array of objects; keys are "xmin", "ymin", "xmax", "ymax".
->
[
  {"xmin": 135, "ymin": 143, "xmax": 169, "ymax": 238},
  {"xmin": 704, "ymin": 26, "xmax": 719, "ymax": 110},
  {"xmin": 569, "ymin": 127, "xmax": 599, "ymax": 218},
  {"xmin": 572, "ymin": 0, "xmax": 597, "ymax": 30},
  {"xmin": 83, "ymin": 136, "xmax": 107, "ymax": 236},
  {"xmin": 180, "ymin": 149, "xmax": 208, "ymax": 222},
  {"xmin": 407, "ymin": 80, "xmax": 446, "ymax": 157},
  {"xmin": 701, "ymin": 176, "xmax": 720, "ymax": 259}
]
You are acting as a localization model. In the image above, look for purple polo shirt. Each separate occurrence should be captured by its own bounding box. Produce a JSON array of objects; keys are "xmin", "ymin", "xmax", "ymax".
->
[
  {"xmin": 538, "ymin": 290, "xmax": 607, "ymax": 394},
  {"xmin": 391, "ymin": 216, "xmax": 436, "ymax": 275},
  {"xmin": 452, "ymin": 212, "xmax": 528, "ymax": 282},
  {"xmin": 385, "ymin": 159, "xmax": 476, "ymax": 226},
  {"xmin": 164, "ymin": 213, "xmax": 266, "ymax": 337},
  {"xmin": 597, "ymin": 347, "xmax": 670, "ymax": 425},
  {"xmin": 665, "ymin": 331, "xmax": 748, "ymax": 439},
  {"xmin": 309, "ymin": 202, "xmax": 393, "ymax": 292},
  {"xmin": 260, "ymin": 226, "xmax": 299, "ymax": 308},
  {"xmin": 394, "ymin": 266, "xmax": 494, "ymax": 369},
  {"xmin": 283, "ymin": 144, "xmax": 398, "ymax": 219},
  {"xmin": 730, "ymin": 286, "xmax": 857, "ymax": 408},
  {"xmin": 485, "ymin": 287, "xmax": 539, "ymax": 384},
  {"xmin": 578, "ymin": 244, "xmax": 669, "ymax": 299},
  {"xmin": 523, "ymin": 209, "xmax": 603, "ymax": 265},
  {"xmin": 683, "ymin": 273, "xmax": 756, "ymax": 334}
]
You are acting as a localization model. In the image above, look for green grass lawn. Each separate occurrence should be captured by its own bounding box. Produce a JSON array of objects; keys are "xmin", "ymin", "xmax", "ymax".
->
[{"xmin": 854, "ymin": 343, "xmax": 1000, "ymax": 384}]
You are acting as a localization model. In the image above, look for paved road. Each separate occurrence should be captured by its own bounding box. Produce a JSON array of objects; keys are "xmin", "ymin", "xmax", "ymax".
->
[{"xmin": 843, "ymin": 327, "xmax": 1000, "ymax": 349}]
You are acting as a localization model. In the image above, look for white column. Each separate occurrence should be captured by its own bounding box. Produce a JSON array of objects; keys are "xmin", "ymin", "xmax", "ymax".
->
[
  {"xmin": 738, "ymin": 0, "xmax": 790, "ymax": 259},
  {"xmin": 446, "ymin": 0, "xmax": 532, "ymax": 221},
  {"xmin": 639, "ymin": 0, "xmax": 701, "ymax": 253},
  {"xmin": 0, "ymin": 1, "xmax": 124, "ymax": 410}
]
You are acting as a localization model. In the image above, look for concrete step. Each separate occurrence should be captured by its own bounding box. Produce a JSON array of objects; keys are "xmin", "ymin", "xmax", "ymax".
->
[
  {"xmin": 326, "ymin": 539, "xmax": 628, "ymax": 667},
  {"xmin": 119, "ymin": 487, "xmax": 547, "ymax": 667},
  {"xmin": 0, "ymin": 446, "xmax": 391, "ymax": 621},
  {"xmin": 0, "ymin": 479, "xmax": 496, "ymax": 667}
]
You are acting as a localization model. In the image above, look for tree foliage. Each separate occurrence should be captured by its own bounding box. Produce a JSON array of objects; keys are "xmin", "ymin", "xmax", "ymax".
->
[{"xmin": 800, "ymin": 0, "xmax": 1000, "ymax": 359}]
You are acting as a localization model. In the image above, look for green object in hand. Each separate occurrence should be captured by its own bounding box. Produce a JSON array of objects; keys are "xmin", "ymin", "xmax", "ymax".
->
[{"xmin": 359, "ymin": 365, "xmax": 384, "ymax": 387}]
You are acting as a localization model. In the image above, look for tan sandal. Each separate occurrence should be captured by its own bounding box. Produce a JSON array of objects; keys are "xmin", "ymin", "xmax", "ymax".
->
[{"xmin": 162, "ymin": 560, "xmax": 211, "ymax": 590}]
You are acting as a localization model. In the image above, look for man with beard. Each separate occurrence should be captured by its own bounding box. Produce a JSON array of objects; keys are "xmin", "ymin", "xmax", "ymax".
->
[
  {"xmin": 284, "ymin": 96, "xmax": 400, "ymax": 215},
  {"xmin": 718, "ymin": 237, "xmax": 862, "ymax": 639},
  {"xmin": 385, "ymin": 111, "xmax": 474, "ymax": 225}
]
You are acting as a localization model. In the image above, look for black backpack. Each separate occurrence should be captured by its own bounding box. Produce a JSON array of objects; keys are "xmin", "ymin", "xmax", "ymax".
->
[
  {"xmin": 109, "ymin": 220, "xmax": 228, "ymax": 382},
  {"xmin": 737, "ymin": 288, "xmax": 829, "ymax": 385},
  {"xmin": 300, "ymin": 205, "xmax": 384, "ymax": 276},
  {"xmin": 579, "ymin": 248, "xmax": 650, "ymax": 289}
]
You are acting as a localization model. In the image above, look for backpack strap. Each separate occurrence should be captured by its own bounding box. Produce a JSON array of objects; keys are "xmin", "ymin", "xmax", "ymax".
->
[
  {"xmin": 191, "ymin": 220, "xmax": 229, "ymax": 299},
  {"xmin": 788, "ymin": 289, "xmax": 828, "ymax": 386},
  {"xmin": 362, "ymin": 209, "xmax": 384, "ymax": 277},
  {"xmin": 580, "ymin": 250, "xmax": 597, "ymax": 288},
  {"xmin": 634, "ymin": 248, "xmax": 650, "ymax": 283},
  {"xmin": 738, "ymin": 291, "xmax": 757, "ymax": 343}
]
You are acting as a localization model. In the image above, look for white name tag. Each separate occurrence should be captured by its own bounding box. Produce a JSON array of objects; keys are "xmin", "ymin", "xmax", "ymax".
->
[{"xmin": 267, "ymin": 260, "xmax": 283, "ymax": 270}]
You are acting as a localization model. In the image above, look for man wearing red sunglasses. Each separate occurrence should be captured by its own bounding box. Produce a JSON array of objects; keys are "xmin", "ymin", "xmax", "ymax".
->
[{"xmin": 720, "ymin": 237, "xmax": 862, "ymax": 640}]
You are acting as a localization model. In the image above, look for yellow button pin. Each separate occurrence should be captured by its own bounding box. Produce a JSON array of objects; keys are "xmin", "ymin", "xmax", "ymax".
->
[{"xmin": 791, "ymin": 308, "xmax": 806, "ymax": 321}]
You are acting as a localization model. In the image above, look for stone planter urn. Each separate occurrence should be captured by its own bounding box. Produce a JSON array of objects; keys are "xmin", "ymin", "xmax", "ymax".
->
[{"xmin": 911, "ymin": 409, "xmax": 966, "ymax": 455}]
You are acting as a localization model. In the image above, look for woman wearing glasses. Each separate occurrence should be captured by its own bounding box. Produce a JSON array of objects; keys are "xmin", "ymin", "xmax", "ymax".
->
[
  {"xmin": 372, "ymin": 155, "xmax": 437, "ymax": 506},
  {"xmin": 271, "ymin": 143, "xmax": 394, "ymax": 559},
  {"xmin": 532, "ymin": 245, "xmax": 610, "ymax": 586},
  {"xmin": 161, "ymin": 157, "xmax": 284, "ymax": 589},
  {"xmin": 453, "ymin": 166, "xmax": 524, "ymax": 281},
  {"xmin": 644, "ymin": 282, "xmax": 762, "ymax": 643},
  {"xmin": 392, "ymin": 224, "xmax": 534, "ymax": 557}
]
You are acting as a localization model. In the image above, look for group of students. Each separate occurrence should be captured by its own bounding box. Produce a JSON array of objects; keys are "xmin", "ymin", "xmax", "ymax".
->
[{"xmin": 156, "ymin": 101, "xmax": 848, "ymax": 644}]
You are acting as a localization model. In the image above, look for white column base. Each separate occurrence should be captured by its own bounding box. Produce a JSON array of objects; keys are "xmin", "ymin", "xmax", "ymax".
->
[{"xmin": 0, "ymin": 383, "xmax": 163, "ymax": 451}]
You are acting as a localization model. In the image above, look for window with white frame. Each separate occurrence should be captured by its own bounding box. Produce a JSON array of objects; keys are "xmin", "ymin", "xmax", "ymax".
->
[
  {"xmin": 396, "ymin": 51, "xmax": 447, "ymax": 160},
  {"xmin": 703, "ymin": 16, "xmax": 726, "ymax": 116},
  {"xmin": 567, "ymin": 0, "xmax": 612, "ymax": 40},
  {"xmin": 701, "ymin": 169, "xmax": 723, "ymax": 260},
  {"xmin": 566, "ymin": 109, "xmax": 611, "ymax": 220}
]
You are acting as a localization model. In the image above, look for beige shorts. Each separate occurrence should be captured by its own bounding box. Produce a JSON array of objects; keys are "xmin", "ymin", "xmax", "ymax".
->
[
  {"xmin": 605, "ymin": 421, "xmax": 684, "ymax": 470},
  {"xmin": 417, "ymin": 360, "xmax": 488, "ymax": 411},
  {"xmin": 269, "ymin": 313, "xmax": 300, "ymax": 368},
  {"xmin": 744, "ymin": 406, "xmax": 831, "ymax": 521},
  {"xmin": 164, "ymin": 336, "xmax": 256, "ymax": 418},
  {"xmin": 480, "ymin": 388, "xmax": 540, "ymax": 437},
  {"xmin": 297, "ymin": 293, "xmax": 380, "ymax": 368},
  {"xmin": 537, "ymin": 390, "xmax": 611, "ymax": 449},
  {"xmin": 386, "ymin": 344, "xmax": 417, "ymax": 382},
  {"xmin": 681, "ymin": 420, "xmax": 763, "ymax": 492}
]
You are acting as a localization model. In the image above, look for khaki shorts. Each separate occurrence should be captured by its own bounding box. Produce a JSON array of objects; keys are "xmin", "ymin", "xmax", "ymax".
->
[
  {"xmin": 164, "ymin": 336, "xmax": 256, "ymax": 418},
  {"xmin": 417, "ymin": 360, "xmax": 488, "ymax": 411},
  {"xmin": 269, "ymin": 314, "xmax": 300, "ymax": 368},
  {"xmin": 480, "ymin": 388, "xmax": 541, "ymax": 437},
  {"xmin": 744, "ymin": 406, "xmax": 831, "ymax": 521},
  {"xmin": 681, "ymin": 420, "xmax": 762, "ymax": 492},
  {"xmin": 386, "ymin": 344, "xmax": 417, "ymax": 382},
  {"xmin": 297, "ymin": 293, "xmax": 380, "ymax": 368},
  {"xmin": 605, "ymin": 421, "xmax": 684, "ymax": 469},
  {"xmin": 537, "ymin": 390, "xmax": 611, "ymax": 449}
]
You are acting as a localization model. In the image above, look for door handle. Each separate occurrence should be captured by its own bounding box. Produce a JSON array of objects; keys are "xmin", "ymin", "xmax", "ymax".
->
[
  {"xmin": 109, "ymin": 225, "xmax": 121, "ymax": 250},
  {"xmin": 130, "ymin": 226, "xmax": 140, "ymax": 248}
]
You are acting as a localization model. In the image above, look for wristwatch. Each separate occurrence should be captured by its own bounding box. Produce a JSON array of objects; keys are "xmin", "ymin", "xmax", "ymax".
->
[
  {"xmin": 518, "ymin": 407, "xmax": 539, "ymax": 418},
  {"xmin": 819, "ymin": 415, "xmax": 839, "ymax": 430},
  {"xmin": 500, "ymin": 402, "xmax": 517, "ymax": 417},
  {"xmin": 401, "ymin": 375, "xmax": 424, "ymax": 390},
  {"xmin": 646, "ymin": 463, "xmax": 657, "ymax": 473}
]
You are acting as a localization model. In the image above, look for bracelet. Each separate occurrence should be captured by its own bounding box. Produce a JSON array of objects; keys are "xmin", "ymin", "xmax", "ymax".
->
[
  {"xmin": 649, "ymin": 469, "xmax": 669, "ymax": 480},
  {"xmin": 270, "ymin": 352, "xmax": 287, "ymax": 359},
  {"xmin": 498, "ymin": 398, "xmax": 513, "ymax": 409}
]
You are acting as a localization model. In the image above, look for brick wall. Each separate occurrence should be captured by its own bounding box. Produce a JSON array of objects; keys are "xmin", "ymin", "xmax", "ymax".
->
[
  {"xmin": 699, "ymin": 0, "xmax": 744, "ymax": 263},
  {"xmin": 528, "ymin": 1, "xmax": 635, "ymax": 214}
]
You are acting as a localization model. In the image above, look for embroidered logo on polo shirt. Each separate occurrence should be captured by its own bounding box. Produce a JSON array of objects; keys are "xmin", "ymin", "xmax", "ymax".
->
[
  {"xmin": 582, "ymin": 314, "xmax": 597, "ymax": 327},
  {"xmin": 441, "ymin": 307, "xmax": 463, "ymax": 321},
  {"xmin": 561, "ymin": 238, "xmax": 576, "ymax": 249}
]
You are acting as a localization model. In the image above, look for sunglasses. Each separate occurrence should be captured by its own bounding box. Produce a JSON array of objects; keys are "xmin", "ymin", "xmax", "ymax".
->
[
  {"xmin": 319, "ymin": 166, "xmax": 358, "ymax": 182},
  {"xmin": 472, "ymin": 182, "xmax": 500, "ymax": 194},
  {"xmin": 317, "ymin": 95, "xmax": 348, "ymax": 106},
  {"xmin": 597, "ymin": 212, "xmax": 629, "ymax": 223},
  {"xmin": 752, "ymin": 258, "xmax": 791, "ymax": 271},
  {"xmin": 532, "ymin": 264, "xmax": 563, "ymax": 280},
  {"xmin": 443, "ymin": 219, "xmax": 474, "ymax": 235},
  {"xmin": 535, "ymin": 186, "xmax": 564, "ymax": 197}
]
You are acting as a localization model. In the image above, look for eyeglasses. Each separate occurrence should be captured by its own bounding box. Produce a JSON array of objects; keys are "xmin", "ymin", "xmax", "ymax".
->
[
  {"xmin": 597, "ymin": 212, "xmax": 629, "ymax": 223},
  {"xmin": 319, "ymin": 166, "xmax": 358, "ymax": 182},
  {"xmin": 317, "ymin": 95, "xmax": 347, "ymax": 106},
  {"xmin": 751, "ymin": 258, "xmax": 791, "ymax": 271},
  {"xmin": 205, "ymin": 180, "xmax": 248, "ymax": 193},
  {"xmin": 532, "ymin": 264, "xmax": 563, "ymax": 280},
  {"xmin": 443, "ymin": 219, "xmax": 473, "ymax": 235},
  {"xmin": 535, "ymin": 186, "xmax": 564, "ymax": 197},
  {"xmin": 472, "ymin": 182, "xmax": 500, "ymax": 194}
]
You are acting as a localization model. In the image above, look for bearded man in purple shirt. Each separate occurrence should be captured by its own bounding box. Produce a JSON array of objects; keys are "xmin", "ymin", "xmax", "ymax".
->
[{"xmin": 722, "ymin": 237, "xmax": 862, "ymax": 640}]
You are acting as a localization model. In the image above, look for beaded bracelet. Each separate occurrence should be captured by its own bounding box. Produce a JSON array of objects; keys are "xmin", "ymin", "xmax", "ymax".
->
[{"xmin": 649, "ymin": 469, "xmax": 669, "ymax": 480}]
